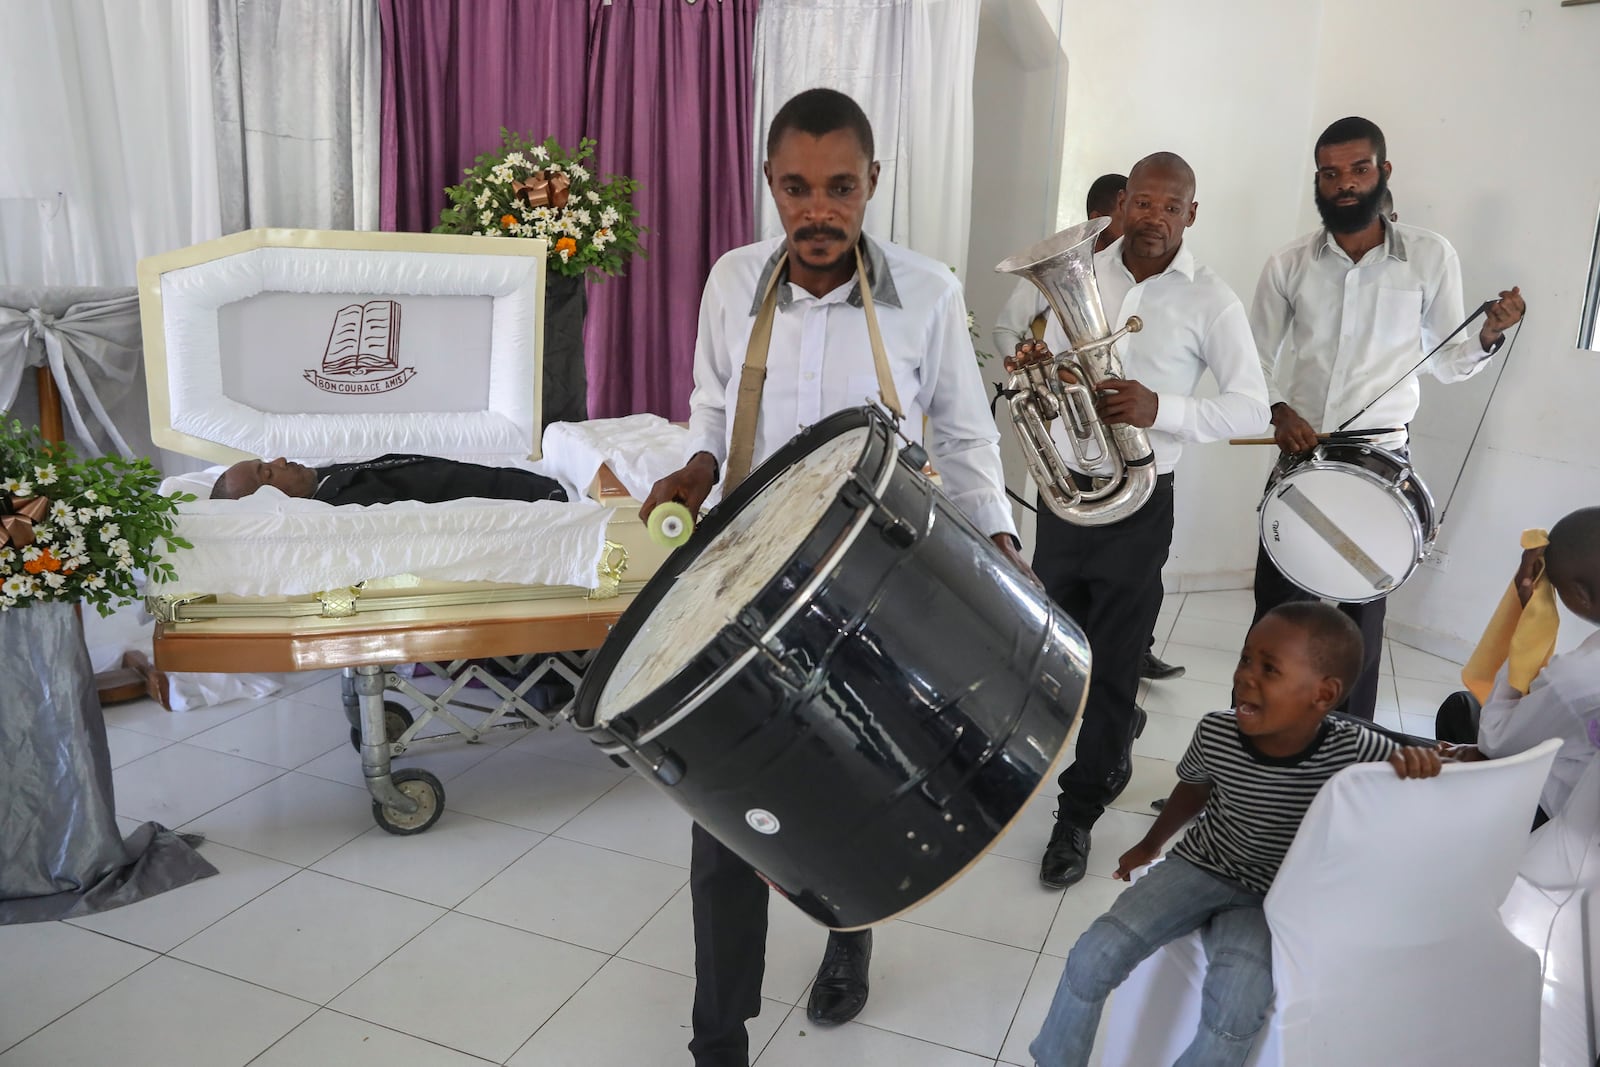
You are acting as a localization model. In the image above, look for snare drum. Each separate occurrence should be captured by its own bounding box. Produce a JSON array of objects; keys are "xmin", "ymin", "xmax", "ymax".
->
[
  {"xmin": 573, "ymin": 407, "xmax": 1089, "ymax": 929},
  {"xmin": 1259, "ymin": 442, "xmax": 1438, "ymax": 603}
]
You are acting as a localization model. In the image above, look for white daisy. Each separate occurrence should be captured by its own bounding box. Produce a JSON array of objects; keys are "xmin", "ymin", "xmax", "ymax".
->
[
  {"xmin": 84, "ymin": 573, "xmax": 106, "ymax": 590},
  {"xmin": 83, "ymin": 490, "xmax": 96, "ymax": 502},
  {"xmin": 531, "ymin": 145, "xmax": 549, "ymax": 161},
  {"xmin": 99, "ymin": 522, "xmax": 119, "ymax": 540},
  {"xmin": 50, "ymin": 501, "xmax": 72, "ymax": 521},
  {"xmin": 34, "ymin": 464, "xmax": 57, "ymax": 485},
  {"xmin": 569, "ymin": 163, "xmax": 590, "ymax": 182},
  {"xmin": 2, "ymin": 576, "xmax": 26, "ymax": 597},
  {"xmin": 42, "ymin": 571, "xmax": 65, "ymax": 589}
]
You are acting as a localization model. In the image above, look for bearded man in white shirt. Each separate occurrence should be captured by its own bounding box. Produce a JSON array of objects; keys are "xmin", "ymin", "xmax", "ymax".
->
[
  {"xmin": 1018, "ymin": 152, "xmax": 1271, "ymax": 891},
  {"xmin": 1249, "ymin": 115, "xmax": 1525, "ymax": 721},
  {"xmin": 641, "ymin": 87, "xmax": 1031, "ymax": 1067}
]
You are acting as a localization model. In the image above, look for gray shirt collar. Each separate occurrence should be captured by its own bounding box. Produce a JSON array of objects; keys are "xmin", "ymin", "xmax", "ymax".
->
[{"xmin": 748, "ymin": 234, "xmax": 903, "ymax": 314}]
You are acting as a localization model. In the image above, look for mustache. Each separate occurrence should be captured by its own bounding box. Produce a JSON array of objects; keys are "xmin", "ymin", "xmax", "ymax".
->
[{"xmin": 794, "ymin": 225, "xmax": 849, "ymax": 243}]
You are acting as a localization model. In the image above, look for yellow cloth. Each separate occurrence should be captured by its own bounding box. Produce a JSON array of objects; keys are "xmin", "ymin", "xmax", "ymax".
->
[{"xmin": 1461, "ymin": 528, "xmax": 1558, "ymax": 702}]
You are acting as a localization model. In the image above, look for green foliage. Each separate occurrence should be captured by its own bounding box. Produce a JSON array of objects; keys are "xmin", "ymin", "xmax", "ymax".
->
[
  {"xmin": 434, "ymin": 130, "xmax": 645, "ymax": 280},
  {"xmin": 0, "ymin": 421, "xmax": 193, "ymax": 615}
]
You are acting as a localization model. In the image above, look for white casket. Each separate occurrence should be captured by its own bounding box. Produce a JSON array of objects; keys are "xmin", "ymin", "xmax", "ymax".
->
[{"xmin": 136, "ymin": 229, "xmax": 680, "ymax": 832}]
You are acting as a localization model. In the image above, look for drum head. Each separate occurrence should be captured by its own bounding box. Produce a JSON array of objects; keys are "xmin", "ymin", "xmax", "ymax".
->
[
  {"xmin": 594, "ymin": 426, "xmax": 871, "ymax": 723},
  {"xmin": 1260, "ymin": 461, "xmax": 1423, "ymax": 603}
]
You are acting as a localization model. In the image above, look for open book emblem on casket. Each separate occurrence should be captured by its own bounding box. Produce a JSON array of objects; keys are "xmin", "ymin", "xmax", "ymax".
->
[{"xmin": 304, "ymin": 299, "xmax": 417, "ymax": 394}]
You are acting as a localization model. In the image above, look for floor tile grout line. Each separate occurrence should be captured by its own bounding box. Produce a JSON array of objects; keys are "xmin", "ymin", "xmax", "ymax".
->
[
  {"xmin": 500, "ymin": 939, "xmax": 632, "ymax": 1064},
  {"xmin": 2, "ymin": 953, "xmax": 322, "ymax": 1060},
  {"xmin": 0, "ymin": 944, "xmax": 163, "ymax": 1056},
  {"xmin": 749, "ymin": 1000, "xmax": 804, "ymax": 1064}
]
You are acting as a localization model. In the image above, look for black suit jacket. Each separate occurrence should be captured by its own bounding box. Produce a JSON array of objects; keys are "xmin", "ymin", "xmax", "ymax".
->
[{"xmin": 312, "ymin": 454, "xmax": 568, "ymax": 506}]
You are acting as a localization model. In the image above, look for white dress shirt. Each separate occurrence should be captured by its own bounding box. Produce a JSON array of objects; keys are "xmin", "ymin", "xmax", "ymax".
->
[
  {"xmin": 686, "ymin": 235, "xmax": 1016, "ymax": 538},
  {"xmin": 991, "ymin": 280, "xmax": 1051, "ymax": 357},
  {"xmin": 1251, "ymin": 221, "xmax": 1497, "ymax": 450},
  {"xmin": 1041, "ymin": 238, "xmax": 1270, "ymax": 476},
  {"xmin": 1478, "ymin": 628, "xmax": 1600, "ymax": 818}
]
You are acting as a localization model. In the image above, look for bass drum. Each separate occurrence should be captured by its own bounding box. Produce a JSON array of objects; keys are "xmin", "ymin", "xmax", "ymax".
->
[
  {"xmin": 1259, "ymin": 441, "xmax": 1438, "ymax": 604},
  {"xmin": 572, "ymin": 407, "xmax": 1088, "ymax": 929}
]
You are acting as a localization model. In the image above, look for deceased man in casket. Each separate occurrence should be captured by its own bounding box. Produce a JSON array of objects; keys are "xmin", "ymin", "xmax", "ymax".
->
[{"xmin": 210, "ymin": 454, "xmax": 569, "ymax": 507}]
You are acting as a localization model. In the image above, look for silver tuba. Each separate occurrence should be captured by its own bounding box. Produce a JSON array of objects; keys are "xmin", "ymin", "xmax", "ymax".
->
[{"xmin": 994, "ymin": 217, "xmax": 1156, "ymax": 526}]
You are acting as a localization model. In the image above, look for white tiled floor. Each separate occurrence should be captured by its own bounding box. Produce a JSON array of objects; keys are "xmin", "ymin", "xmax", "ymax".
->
[{"xmin": 2, "ymin": 591, "xmax": 1460, "ymax": 1066}]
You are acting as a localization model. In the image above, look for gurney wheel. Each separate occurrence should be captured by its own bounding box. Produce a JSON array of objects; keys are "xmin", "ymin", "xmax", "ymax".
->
[
  {"xmin": 349, "ymin": 701, "xmax": 416, "ymax": 751},
  {"xmin": 373, "ymin": 769, "xmax": 444, "ymax": 835}
]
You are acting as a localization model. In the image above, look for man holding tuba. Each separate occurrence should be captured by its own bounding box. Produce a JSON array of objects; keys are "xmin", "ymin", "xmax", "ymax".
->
[{"xmin": 1020, "ymin": 152, "xmax": 1271, "ymax": 891}]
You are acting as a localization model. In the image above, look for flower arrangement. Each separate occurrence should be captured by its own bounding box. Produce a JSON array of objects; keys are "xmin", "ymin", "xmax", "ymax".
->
[
  {"xmin": 0, "ymin": 421, "xmax": 192, "ymax": 614},
  {"xmin": 434, "ymin": 130, "xmax": 644, "ymax": 279}
]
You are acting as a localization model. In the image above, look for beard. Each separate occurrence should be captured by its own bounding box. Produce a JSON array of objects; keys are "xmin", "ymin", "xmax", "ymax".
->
[{"xmin": 1314, "ymin": 170, "xmax": 1389, "ymax": 234}]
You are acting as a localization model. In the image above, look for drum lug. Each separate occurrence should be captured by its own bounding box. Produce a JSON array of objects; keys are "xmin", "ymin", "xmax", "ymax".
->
[
  {"xmin": 841, "ymin": 473, "xmax": 919, "ymax": 549},
  {"xmin": 733, "ymin": 611, "xmax": 809, "ymax": 691},
  {"xmin": 604, "ymin": 716, "xmax": 687, "ymax": 787}
]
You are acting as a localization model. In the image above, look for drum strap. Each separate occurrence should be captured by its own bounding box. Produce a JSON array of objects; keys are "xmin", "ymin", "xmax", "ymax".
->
[{"xmin": 724, "ymin": 243, "xmax": 903, "ymax": 489}]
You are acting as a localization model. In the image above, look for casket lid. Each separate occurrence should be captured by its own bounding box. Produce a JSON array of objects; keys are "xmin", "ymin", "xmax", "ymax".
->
[{"xmin": 137, "ymin": 228, "xmax": 548, "ymax": 465}]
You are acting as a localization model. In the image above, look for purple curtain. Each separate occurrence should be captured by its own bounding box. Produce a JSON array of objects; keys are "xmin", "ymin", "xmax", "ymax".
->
[
  {"xmin": 379, "ymin": 0, "xmax": 757, "ymax": 418},
  {"xmin": 379, "ymin": 0, "xmax": 589, "ymax": 234},
  {"xmin": 583, "ymin": 0, "xmax": 758, "ymax": 419}
]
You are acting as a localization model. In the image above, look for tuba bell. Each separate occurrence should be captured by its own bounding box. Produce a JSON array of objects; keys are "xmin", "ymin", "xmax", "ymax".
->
[{"xmin": 994, "ymin": 217, "xmax": 1156, "ymax": 526}]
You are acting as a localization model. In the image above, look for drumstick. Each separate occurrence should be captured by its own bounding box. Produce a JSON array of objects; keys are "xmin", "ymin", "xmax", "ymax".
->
[{"xmin": 1228, "ymin": 428, "xmax": 1405, "ymax": 446}]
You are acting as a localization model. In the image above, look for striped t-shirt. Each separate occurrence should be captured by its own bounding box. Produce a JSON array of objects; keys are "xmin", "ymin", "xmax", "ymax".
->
[{"xmin": 1172, "ymin": 712, "xmax": 1399, "ymax": 894}]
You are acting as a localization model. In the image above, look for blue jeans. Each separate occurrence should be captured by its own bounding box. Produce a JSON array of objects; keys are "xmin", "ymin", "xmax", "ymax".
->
[{"xmin": 1030, "ymin": 856, "xmax": 1274, "ymax": 1067}]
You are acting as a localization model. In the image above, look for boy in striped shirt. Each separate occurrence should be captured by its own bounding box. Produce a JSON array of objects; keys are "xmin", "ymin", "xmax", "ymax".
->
[{"xmin": 1030, "ymin": 602, "xmax": 1446, "ymax": 1067}]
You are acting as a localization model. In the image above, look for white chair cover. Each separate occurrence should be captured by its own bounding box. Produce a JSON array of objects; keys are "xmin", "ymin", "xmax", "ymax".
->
[
  {"xmin": 1100, "ymin": 739, "xmax": 1559, "ymax": 1067},
  {"xmin": 1502, "ymin": 755, "xmax": 1600, "ymax": 1066}
]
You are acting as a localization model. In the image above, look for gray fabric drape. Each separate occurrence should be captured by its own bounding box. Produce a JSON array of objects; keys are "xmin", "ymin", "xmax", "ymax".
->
[
  {"xmin": 0, "ymin": 286, "xmax": 208, "ymax": 476},
  {"xmin": 0, "ymin": 601, "xmax": 216, "ymax": 924},
  {"xmin": 0, "ymin": 287, "xmax": 140, "ymax": 458},
  {"xmin": 211, "ymin": 0, "xmax": 382, "ymax": 232}
]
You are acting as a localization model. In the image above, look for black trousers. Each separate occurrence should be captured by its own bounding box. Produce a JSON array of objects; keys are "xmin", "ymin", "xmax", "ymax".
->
[
  {"xmin": 688, "ymin": 824, "xmax": 769, "ymax": 1067},
  {"xmin": 1251, "ymin": 544, "xmax": 1386, "ymax": 721},
  {"xmin": 1033, "ymin": 474, "xmax": 1175, "ymax": 828}
]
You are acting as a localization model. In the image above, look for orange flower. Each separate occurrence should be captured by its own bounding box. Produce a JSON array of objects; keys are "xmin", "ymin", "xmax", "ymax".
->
[
  {"xmin": 500, "ymin": 213, "xmax": 517, "ymax": 228},
  {"xmin": 556, "ymin": 237, "xmax": 577, "ymax": 255},
  {"xmin": 23, "ymin": 547, "xmax": 61, "ymax": 574}
]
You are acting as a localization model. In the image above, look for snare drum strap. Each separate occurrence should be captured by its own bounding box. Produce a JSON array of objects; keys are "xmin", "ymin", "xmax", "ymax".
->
[{"xmin": 724, "ymin": 244, "xmax": 904, "ymax": 490}]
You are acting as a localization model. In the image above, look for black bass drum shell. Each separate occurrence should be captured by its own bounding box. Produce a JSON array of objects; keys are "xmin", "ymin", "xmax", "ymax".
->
[{"xmin": 573, "ymin": 407, "xmax": 1089, "ymax": 929}]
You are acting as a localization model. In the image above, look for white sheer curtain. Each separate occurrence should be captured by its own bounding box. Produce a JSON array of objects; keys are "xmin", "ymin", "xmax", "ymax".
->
[
  {"xmin": 0, "ymin": 0, "xmax": 221, "ymax": 287},
  {"xmin": 211, "ymin": 0, "xmax": 381, "ymax": 232},
  {"xmin": 751, "ymin": 0, "xmax": 980, "ymax": 280}
]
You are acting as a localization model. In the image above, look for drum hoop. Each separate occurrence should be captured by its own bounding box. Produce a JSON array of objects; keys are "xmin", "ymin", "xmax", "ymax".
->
[
  {"xmin": 623, "ymin": 441, "xmax": 901, "ymax": 748},
  {"xmin": 1260, "ymin": 454, "xmax": 1431, "ymax": 603}
]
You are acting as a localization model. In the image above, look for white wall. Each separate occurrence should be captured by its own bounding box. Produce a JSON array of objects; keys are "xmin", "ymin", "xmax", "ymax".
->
[
  {"xmin": 1308, "ymin": 0, "xmax": 1600, "ymax": 658},
  {"xmin": 968, "ymin": 0, "xmax": 1600, "ymax": 655},
  {"xmin": 969, "ymin": 0, "xmax": 1322, "ymax": 588}
]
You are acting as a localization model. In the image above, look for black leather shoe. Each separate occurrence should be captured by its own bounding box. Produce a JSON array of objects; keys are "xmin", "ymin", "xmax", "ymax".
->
[
  {"xmin": 1040, "ymin": 819, "xmax": 1091, "ymax": 890},
  {"xmin": 1141, "ymin": 652, "xmax": 1186, "ymax": 680},
  {"xmin": 806, "ymin": 930, "xmax": 872, "ymax": 1025}
]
